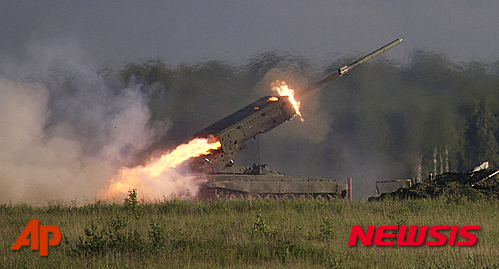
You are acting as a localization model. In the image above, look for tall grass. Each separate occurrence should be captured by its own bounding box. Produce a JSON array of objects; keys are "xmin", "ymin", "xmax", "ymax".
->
[{"xmin": 2, "ymin": 195, "xmax": 499, "ymax": 268}]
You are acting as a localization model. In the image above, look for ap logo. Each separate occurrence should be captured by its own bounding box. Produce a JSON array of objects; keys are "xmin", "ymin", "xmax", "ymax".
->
[{"xmin": 11, "ymin": 219, "xmax": 61, "ymax": 256}]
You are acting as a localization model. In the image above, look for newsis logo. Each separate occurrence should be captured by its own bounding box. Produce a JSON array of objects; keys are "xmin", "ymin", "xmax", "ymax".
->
[
  {"xmin": 11, "ymin": 219, "xmax": 61, "ymax": 256},
  {"xmin": 349, "ymin": 226, "xmax": 480, "ymax": 246}
]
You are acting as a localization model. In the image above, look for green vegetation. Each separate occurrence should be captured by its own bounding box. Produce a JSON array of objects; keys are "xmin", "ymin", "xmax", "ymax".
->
[{"xmin": 2, "ymin": 191, "xmax": 499, "ymax": 268}]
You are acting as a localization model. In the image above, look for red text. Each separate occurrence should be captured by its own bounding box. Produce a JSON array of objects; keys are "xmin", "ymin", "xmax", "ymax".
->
[
  {"xmin": 348, "ymin": 225, "xmax": 479, "ymax": 246},
  {"xmin": 11, "ymin": 219, "xmax": 61, "ymax": 256}
]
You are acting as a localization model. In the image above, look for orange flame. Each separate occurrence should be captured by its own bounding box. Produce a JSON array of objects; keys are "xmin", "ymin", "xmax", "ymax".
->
[
  {"xmin": 99, "ymin": 137, "xmax": 221, "ymax": 200},
  {"xmin": 271, "ymin": 80, "xmax": 303, "ymax": 121}
]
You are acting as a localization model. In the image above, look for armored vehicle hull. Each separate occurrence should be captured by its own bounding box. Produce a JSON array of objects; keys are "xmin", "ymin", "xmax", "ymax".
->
[
  {"xmin": 195, "ymin": 164, "xmax": 348, "ymax": 201},
  {"xmin": 203, "ymin": 174, "xmax": 348, "ymax": 200}
]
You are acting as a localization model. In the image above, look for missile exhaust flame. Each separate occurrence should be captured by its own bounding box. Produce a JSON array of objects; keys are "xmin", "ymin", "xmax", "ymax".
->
[{"xmin": 99, "ymin": 137, "xmax": 221, "ymax": 200}]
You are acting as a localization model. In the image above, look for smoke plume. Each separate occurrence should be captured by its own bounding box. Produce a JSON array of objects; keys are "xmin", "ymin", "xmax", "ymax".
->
[{"xmin": 0, "ymin": 40, "xmax": 167, "ymax": 204}]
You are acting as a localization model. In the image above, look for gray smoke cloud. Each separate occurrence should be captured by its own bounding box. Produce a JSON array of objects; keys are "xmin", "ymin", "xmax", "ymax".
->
[{"xmin": 0, "ymin": 39, "xmax": 168, "ymax": 205}]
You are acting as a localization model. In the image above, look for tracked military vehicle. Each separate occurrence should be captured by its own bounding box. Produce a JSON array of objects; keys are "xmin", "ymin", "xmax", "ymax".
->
[
  {"xmin": 193, "ymin": 95, "xmax": 348, "ymax": 200},
  {"xmin": 193, "ymin": 39, "xmax": 402, "ymax": 200}
]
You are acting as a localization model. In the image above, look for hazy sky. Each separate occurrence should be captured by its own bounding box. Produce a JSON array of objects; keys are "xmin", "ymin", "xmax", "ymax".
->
[{"xmin": 2, "ymin": 1, "xmax": 499, "ymax": 66}]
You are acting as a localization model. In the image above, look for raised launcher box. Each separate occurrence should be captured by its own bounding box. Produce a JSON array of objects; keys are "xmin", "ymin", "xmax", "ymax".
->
[{"xmin": 194, "ymin": 96, "xmax": 295, "ymax": 173}]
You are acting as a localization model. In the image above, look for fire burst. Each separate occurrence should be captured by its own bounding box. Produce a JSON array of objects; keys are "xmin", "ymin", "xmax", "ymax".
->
[
  {"xmin": 271, "ymin": 80, "xmax": 303, "ymax": 121},
  {"xmin": 100, "ymin": 137, "xmax": 221, "ymax": 200}
]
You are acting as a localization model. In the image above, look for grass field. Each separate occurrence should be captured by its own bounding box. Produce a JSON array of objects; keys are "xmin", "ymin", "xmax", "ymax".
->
[{"xmin": 2, "ymin": 192, "xmax": 499, "ymax": 268}]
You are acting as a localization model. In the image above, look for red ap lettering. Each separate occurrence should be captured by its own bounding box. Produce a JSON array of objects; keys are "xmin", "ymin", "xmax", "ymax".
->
[{"xmin": 11, "ymin": 219, "xmax": 61, "ymax": 256}]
